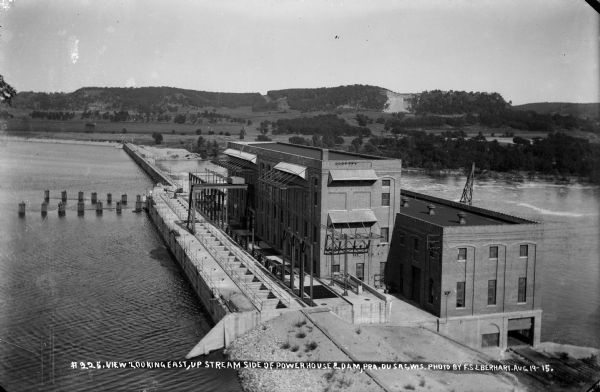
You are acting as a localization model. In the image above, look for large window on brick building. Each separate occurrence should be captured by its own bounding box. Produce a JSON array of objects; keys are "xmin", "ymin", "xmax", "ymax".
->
[
  {"xmin": 356, "ymin": 263, "xmax": 364, "ymax": 281},
  {"xmin": 487, "ymin": 280, "xmax": 497, "ymax": 305},
  {"xmin": 456, "ymin": 281, "xmax": 465, "ymax": 308},
  {"xmin": 382, "ymin": 179, "xmax": 391, "ymax": 187},
  {"xmin": 380, "ymin": 227, "xmax": 389, "ymax": 243},
  {"xmin": 520, "ymin": 245, "xmax": 528, "ymax": 257},
  {"xmin": 489, "ymin": 246, "xmax": 498, "ymax": 259},
  {"xmin": 518, "ymin": 277, "xmax": 527, "ymax": 303},
  {"xmin": 382, "ymin": 192, "xmax": 390, "ymax": 206},
  {"xmin": 428, "ymin": 278, "xmax": 434, "ymax": 304},
  {"xmin": 458, "ymin": 247, "xmax": 467, "ymax": 261}
]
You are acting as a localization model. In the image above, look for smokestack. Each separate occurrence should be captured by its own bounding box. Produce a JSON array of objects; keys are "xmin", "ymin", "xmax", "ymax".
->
[
  {"xmin": 401, "ymin": 197, "xmax": 409, "ymax": 208},
  {"xmin": 457, "ymin": 211, "xmax": 467, "ymax": 225},
  {"xmin": 427, "ymin": 204, "xmax": 436, "ymax": 215}
]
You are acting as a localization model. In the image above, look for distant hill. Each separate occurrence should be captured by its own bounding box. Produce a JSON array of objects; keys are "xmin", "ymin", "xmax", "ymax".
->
[
  {"xmin": 11, "ymin": 85, "xmax": 405, "ymax": 113},
  {"xmin": 513, "ymin": 102, "xmax": 599, "ymax": 121}
]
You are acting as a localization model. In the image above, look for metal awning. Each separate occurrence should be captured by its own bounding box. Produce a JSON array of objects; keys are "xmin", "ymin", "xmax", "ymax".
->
[
  {"xmin": 259, "ymin": 167, "xmax": 304, "ymax": 189},
  {"xmin": 274, "ymin": 162, "xmax": 307, "ymax": 179},
  {"xmin": 211, "ymin": 159, "xmax": 245, "ymax": 173},
  {"xmin": 223, "ymin": 148, "xmax": 257, "ymax": 164},
  {"xmin": 328, "ymin": 169, "xmax": 378, "ymax": 182},
  {"xmin": 327, "ymin": 209, "xmax": 378, "ymax": 227}
]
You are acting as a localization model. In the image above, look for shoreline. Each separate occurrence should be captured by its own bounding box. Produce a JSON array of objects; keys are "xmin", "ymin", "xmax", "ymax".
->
[{"xmin": 0, "ymin": 134, "xmax": 123, "ymax": 148}]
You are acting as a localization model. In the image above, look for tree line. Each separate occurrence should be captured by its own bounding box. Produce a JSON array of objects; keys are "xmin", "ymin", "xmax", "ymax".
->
[{"xmin": 362, "ymin": 131, "xmax": 600, "ymax": 182}]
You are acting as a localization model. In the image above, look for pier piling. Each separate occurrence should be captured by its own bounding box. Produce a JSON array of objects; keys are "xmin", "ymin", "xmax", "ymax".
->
[
  {"xmin": 116, "ymin": 201, "xmax": 122, "ymax": 214},
  {"xmin": 18, "ymin": 202, "xmax": 26, "ymax": 217},
  {"xmin": 96, "ymin": 201, "xmax": 103, "ymax": 215},
  {"xmin": 77, "ymin": 201, "xmax": 85, "ymax": 216},
  {"xmin": 78, "ymin": 191, "xmax": 84, "ymax": 203},
  {"xmin": 44, "ymin": 190, "xmax": 50, "ymax": 202},
  {"xmin": 107, "ymin": 193, "xmax": 112, "ymax": 204},
  {"xmin": 61, "ymin": 190, "xmax": 67, "ymax": 203},
  {"xmin": 41, "ymin": 202, "xmax": 48, "ymax": 217},
  {"xmin": 121, "ymin": 194, "xmax": 127, "ymax": 205},
  {"xmin": 58, "ymin": 202, "xmax": 66, "ymax": 216},
  {"xmin": 91, "ymin": 192, "xmax": 97, "ymax": 204}
]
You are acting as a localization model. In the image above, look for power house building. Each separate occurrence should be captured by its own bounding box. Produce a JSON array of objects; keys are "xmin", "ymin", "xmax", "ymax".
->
[
  {"xmin": 386, "ymin": 190, "xmax": 543, "ymax": 350},
  {"xmin": 220, "ymin": 141, "xmax": 402, "ymax": 288}
]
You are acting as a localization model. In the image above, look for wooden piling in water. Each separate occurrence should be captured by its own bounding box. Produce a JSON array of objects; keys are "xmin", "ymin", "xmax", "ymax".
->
[
  {"xmin": 116, "ymin": 201, "xmax": 122, "ymax": 214},
  {"xmin": 96, "ymin": 201, "xmax": 103, "ymax": 215},
  {"xmin": 78, "ymin": 191, "xmax": 84, "ymax": 202},
  {"xmin": 121, "ymin": 194, "xmax": 127, "ymax": 204},
  {"xmin": 77, "ymin": 201, "xmax": 85, "ymax": 216},
  {"xmin": 61, "ymin": 190, "xmax": 67, "ymax": 203},
  {"xmin": 107, "ymin": 193, "xmax": 112, "ymax": 204},
  {"xmin": 18, "ymin": 202, "xmax": 26, "ymax": 217},
  {"xmin": 91, "ymin": 192, "xmax": 97, "ymax": 204},
  {"xmin": 44, "ymin": 190, "xmax": 50, "ymax": 202},
  {"xmin": 58, "ymin": 202, "xmax": 66, "ymax": 216},
  {"xmin": 41, "ymin": 202, "xmax": 48, "ymax": 216}
]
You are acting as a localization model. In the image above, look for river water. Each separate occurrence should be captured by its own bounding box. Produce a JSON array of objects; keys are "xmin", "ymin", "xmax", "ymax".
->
[{"xmin": 0, "ymin": 141, "xmax": 242, "ymax": 391}]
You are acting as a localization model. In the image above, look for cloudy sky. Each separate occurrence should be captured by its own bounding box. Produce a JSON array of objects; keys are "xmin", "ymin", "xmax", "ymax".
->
[{"xmin": 0, "ymin": 0, "xmax": 598, "ymax": 104}]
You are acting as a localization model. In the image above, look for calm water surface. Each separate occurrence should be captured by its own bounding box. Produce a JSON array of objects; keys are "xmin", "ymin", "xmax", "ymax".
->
[{"xmin": 0, "ymin": 141, "xmax": 242, "ymax": 391}]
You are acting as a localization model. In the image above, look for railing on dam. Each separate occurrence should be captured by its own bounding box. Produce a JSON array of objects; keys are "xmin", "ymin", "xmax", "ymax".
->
[{"xmin": 159, "ymin": 193, "xmax": 297, "ymax": 311}]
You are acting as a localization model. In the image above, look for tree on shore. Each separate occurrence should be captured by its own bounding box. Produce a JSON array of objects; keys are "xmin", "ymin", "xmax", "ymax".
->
[
  {"xmin": 152, "ymin": 132, "xmax": 163, "ymax": 145},
  {"xmin": 0, "ymin": 75, "xmax": 17, "ymax": 105}
]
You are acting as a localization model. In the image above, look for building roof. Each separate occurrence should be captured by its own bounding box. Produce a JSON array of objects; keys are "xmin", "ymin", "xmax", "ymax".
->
[
  {"xmin": 399, "ymin": 190, "xmax": 535, "ymax": 227},
  {"xmin": 248, "ymin": 142, "xmax": 384, "ymax": 161}
]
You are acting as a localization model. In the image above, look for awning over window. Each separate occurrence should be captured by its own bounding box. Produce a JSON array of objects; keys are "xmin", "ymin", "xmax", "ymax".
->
[
  {"xmin": 327, "ymin": 209, "xmax": 378, "ymax": 227},
  {"xmin": 223, "ymin": 148, "xmax": 257, "ymax": 164},
  {"xmin": 328, "ymin": 169, "xmax": 378, "ymax": 182},
  {"xmin": 274, "ymin": 162, "xmax": 307, "ymax": 179}
]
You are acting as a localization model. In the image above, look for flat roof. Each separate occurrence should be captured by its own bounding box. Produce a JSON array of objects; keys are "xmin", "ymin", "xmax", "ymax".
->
[
  {"xmin": 247, "ymin": 142, "xmax": 384, "ymax": 161},
  {"xmin": 400, "ymin": 190, "xmax": 534, "ymax": 227}
]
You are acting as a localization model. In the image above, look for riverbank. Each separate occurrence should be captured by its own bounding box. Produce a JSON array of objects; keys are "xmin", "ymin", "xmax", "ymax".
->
[{"xmin": 0, "ymin": 134, "xmax": 123, "ymax": 147}]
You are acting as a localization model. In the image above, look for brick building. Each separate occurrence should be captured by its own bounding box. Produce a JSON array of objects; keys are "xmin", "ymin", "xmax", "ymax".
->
[
  {"xmin": 221, "ymin": 141, "xmax": 402, "ymax": 287},
  {"xmin": 386, "ymin": 190, "xmax": 543, "ymax": 350}
]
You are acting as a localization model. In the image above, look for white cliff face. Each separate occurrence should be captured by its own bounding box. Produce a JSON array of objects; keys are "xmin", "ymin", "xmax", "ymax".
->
[{"xmin": 384, "ymin": 91, "xmax": 415, "ymax": 113}]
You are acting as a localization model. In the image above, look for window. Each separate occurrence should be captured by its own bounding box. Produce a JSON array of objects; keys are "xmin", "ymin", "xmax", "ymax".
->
[
  {"xmin": 380, "ymin": 227, "xmax": 389, "ymax": 243},
  {"xmin": 382, "ymin": 179, "xmax": 391, "ymax": 187},
  {"xmin": 518, "ymin": 277, "xmax": 527, "ymax": 303},
  {"xmin": 399, "ymin": 232, "xmax": 405, "ymax": 246},
  {"xmin": 481, "ymin": 333, "xmax": 500, "ymax": 348},
  {"xmin": 356, "ymin": 263, "xmax": 364, "ymax": 281},
  {"xmin": 487, "ymin": 280, "xmax": 497, "ymax": 305},
  {"xmin": 314, "ymin": 192, "xmax": 318, "ymax": 207},
  {"xmin": 413, "ymin": 238, "xmax": 419, "ymax": 251},
  {"xmin": 520, "ymin": 245, "xmax": 528, "ymax": 258},
  {"xmin": 332, "ymin": 264, "xmax": 340, "ymax": 273},
  {"xmin": 382, "ymin": 192, "xmax": 390, "ymax": 206},
  {"xmin": 456, "ymin": 281, "xmax": 465, "ymax": 308},
  {"xmin": 489, "ymin": 246, "xmax": 498, "ymax": 259},
  {"xmin": 458, "ymin": 248, "xmax": 467, "ymax": 261},
  {"xmin": 428, "ymin": 278, "xmax": 434, "ymax": 304}
]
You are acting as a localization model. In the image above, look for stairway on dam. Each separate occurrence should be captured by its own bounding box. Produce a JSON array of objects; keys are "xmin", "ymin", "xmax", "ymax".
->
[{"xmin": 160, "ymin": 191, "xmax": 304, "ymax": 313}]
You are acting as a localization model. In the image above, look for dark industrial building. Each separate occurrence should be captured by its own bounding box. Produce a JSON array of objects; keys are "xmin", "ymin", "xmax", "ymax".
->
[
  {"xmin": 219, "ymin": 141, "xmax": 402, "ymax": 288},
  {"xmin": 386, "ymin": 190, "xmax": 543, "ymax": 350},
  {"xmin": 214, "ymin": 141, "xmax": 542, "ymax": 350}
]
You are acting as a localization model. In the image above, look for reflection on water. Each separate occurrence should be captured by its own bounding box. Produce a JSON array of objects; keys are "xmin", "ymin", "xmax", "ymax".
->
[
  {"xmin": 403, "ymin": 173, "xmax": 600, "ymax": 348},
  {"xmin": 0, "ymin": 142, "xmax": 241, "ymax": 391}
]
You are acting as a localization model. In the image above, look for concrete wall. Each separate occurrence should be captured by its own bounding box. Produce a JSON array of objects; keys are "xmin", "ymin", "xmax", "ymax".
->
[
  {"xmin": 123, "ymin": 143, "xmax": 174, "ymax": 187},
  {"xmin": 147, "ymin": 199, "xmax": 230, "ymax": 323},
  {"xmin": 438, "ymin": 309, "xmax": 542, "ymax": 350}
]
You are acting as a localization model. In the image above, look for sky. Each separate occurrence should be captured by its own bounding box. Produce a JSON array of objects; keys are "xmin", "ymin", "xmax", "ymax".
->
[{"xmin": 0, "ymin": 0, "xmax": 598, "ymax": 105}]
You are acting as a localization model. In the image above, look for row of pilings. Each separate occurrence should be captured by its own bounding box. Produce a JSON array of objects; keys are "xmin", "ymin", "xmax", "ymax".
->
[{"xmin": 19, "ymin": 191, "xmax": 144, "ymax": 217}]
